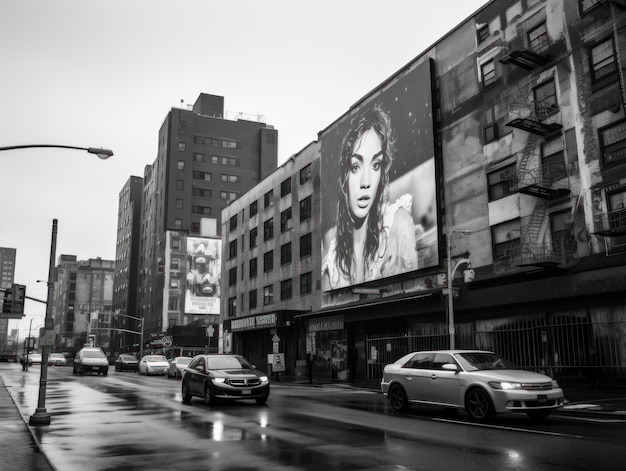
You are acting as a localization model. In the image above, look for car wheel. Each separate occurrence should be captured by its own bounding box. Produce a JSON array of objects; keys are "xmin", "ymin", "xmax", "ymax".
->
[
  {"xmin": 181, "ymin": 381, "xmax": 192, "ymax": 403},
  {"xmin": 255, "ymin": 395, "xmax": 268, "ymax": 405},
  {"xmin": 204, "ymin": 384, "xmax": 216, "ymax": 406},
  {"xmin": 465, "ymin": 388, "xmax": 495, "ymax": 421},
  {"xmin": 388, "ymin": 384, "xmax": 410, "ymax": 412},
  {"xmin": 526, "ymin": 410, "xmax": 551, "ymax": 421}
]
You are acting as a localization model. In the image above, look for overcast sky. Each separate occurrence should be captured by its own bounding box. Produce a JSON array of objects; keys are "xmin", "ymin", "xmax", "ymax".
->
[{"xmin": 1, "ymin": 0, "xmax": 488, "ymax": 335}]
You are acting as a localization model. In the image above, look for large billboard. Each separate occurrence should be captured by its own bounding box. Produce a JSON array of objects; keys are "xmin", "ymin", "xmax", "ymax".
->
[
  {"xmin": 184, "ymin": 237, "xmax": 221, "ymax": 314},
  {"xmin": 321, "ymin": 59, "xmax": 438, "ymax": 292}
]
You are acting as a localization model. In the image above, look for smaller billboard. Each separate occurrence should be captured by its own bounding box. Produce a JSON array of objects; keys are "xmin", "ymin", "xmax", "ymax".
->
[{"xmin": 184, "ymin": 237, "xmax": 221, "ymax": 315}]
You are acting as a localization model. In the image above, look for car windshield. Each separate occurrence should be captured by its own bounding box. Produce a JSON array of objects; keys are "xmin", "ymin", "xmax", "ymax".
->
[
  {"xmin": 207, "ymin": 356, "xmax": 251, "ymax": 370},
  {"xmin": 146, "ymin": 355, "xmax": 167, "ymax": 362},
  {"xmin": 456, "ymin": 352, "xmax": 518, "ymax": 371},
  {"xmin": 120, "ymin": 355, "xmax": 136, "ymax": 361},
  {"xmin": 83, "ymin": 351, "xmax": 105, "ymax": 358},
  {"xmin": 176, "ymin": 358, "xmax": 191, "ymax": 365},
  {"xmin": 50, "ymin": 354, "xmax": 64, "ymax": 359}
]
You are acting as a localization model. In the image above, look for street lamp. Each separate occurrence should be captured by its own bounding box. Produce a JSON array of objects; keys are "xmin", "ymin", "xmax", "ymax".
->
[
  {"xmin": 446, "ymin": 229, "xmax": 473, "ymax": 350},
  {"xmin": 0, "ymin": 144, "xmax": 113, "ymax": 160}
]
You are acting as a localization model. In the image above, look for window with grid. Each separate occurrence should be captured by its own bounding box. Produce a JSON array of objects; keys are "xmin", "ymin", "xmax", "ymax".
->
[
  {"xmin": 300, "ymin": 272, "xmax": 312, "ymax": 295},
  {"xmin": 481, "ymin": 60, "xmax": 496, "ymax": 88},
  {"xmin": 229, "ymin": 240, "xmax": 237, "ymax": 259},
  {"xmin": 534, "ymin": 80, "xmax": 558, "ymax": 119},
  {"xmin": 250, "ymin": 257, "xmax": 257, "ymax": 278},
  {"xmin": 192, "ymin": 187, "xmax": 211, "ymax": 197},
  {"xmin": 193, "ymin": 171, "xmax": 212, "ymax": 181},
  {"xmin": 300, "ymin": 196, "xmax": 312, "ymax": 221},
  {"xmin": 528, "ymin": 22, "xmax": 548, "ymax": 54},
  {"xmin": 221, "ymin": 174, "xmax": 239, "ymax": 183},
  {"xmin": 194, "ymin": 153, "xmax": 205, "ymax": 162},
  {"xmin": 281, "ymin": 242, "xmax": 292, "ymax": 265},
  {"xmin": 250, "ymin": 201, "xmax": 258, "ymax": 217},
  {"xmin": 487, "ymin": 163, "xmax": 516, "ymax": 201},
  {"xmin": 550, "ymin": 210, "xmax": 573, "ymax": 255},
  {"xmin": 178, "ymin": 142, "xmax": 186, "ymax": 152},
  {"xmin": 281, "ymin": 208, "xmax": 293, "ymax": 232},
  {"xmin": 300, "ymin": 232, "xmax": 312, "ymax": 258},
  {"xmin": 591, "ymin": 38, "xmax": 617, "ymax": 83},
  {"xmin": 541, "ymin": 138, "xmax": 567, "ymax": 183},
  {"xmin": 264, "ymin": 218, "xmax": 274, "ymax": 241},
  {"xmin": 281, "ymin": 177, "xmax": 292, "ymax": 197},
  {"xmin": 492, "ymin": 219, "xmax": 521, "ymax": 260},
  {"xmin": 280, "ymin": 279, "xmax": 292, "ymax": 301},
  {"xmin": 484, "ymin": 106, "xmax": 498, "ymax": 144},
  {"xmin": 249, "ymin": 289, "xmax": 257, "ymax": 310},
  {"xmin": 264, "ymin": 190, "xmax": 273, "ymax": 208},
  {"xmin": 176, "ymin": 198, "xmax": 183, "ymax": 210},
  {"xmin": 228, "ymin": 297, "xmax": 236, "ymax": 317},
  {"xmin": 229, "ymin": 267, "xmax": 237, "ymax": 286},
  {"xmin": 250, "ymin": 227, "xmax": 258, "ymax": 249},
  {"xmin": 264, "ymin": 250, "xmax": 274, "ymax": 272},
  {"xmin": 229, "ymin": 215, "xmax": 237, "ymax": 231},
  {"xmin": 607, "ymin": 190, "xmax": 626, "ymax": 245},
  {"xmin": 600, "ymin": 120, "xmax": 626, "ymax": 168},
  {"xmin": 300, "ymin": 164, "xmax": 312, "ymax": 184},
  {"xmin": 175, "ymin": 218, "xmax": 182, "ymax": 229},
  {"xmin": 477, "ymin": 24, "xmax": 490, "ymax": 43},
  {"xmin": 263, "ymin": 285, "xmax": 273, "ymax": 305},
  {"xmin": 177, "ymin": 160, "xmax": 185, "ymax": 170}
]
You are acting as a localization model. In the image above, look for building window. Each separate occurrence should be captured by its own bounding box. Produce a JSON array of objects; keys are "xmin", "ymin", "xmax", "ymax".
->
[
  {"xmin": 228, "ymin": 297, "xmax": 236, "ymax": 317},
  {"xmin": 220, "ymin": 191, "xmax": 239, "ymax": 201},
  {"xmin": 228, "ymin": 267, "xmax": 237, "ymax": 286},
  {"xmin": 280, "ymin": 177, "xmax": 292, "ymax": 197},
  {"xmin": 194, "ymin": 153, "xmax": 205, "ymax": 162},
  {"xmin": 300, "ymin": 232, "xmax": 312, "ymax": 258},
  {"xmin": 175, "ymin": 218, "xmax": 183, "ymax": 229},
  {"xmin": 170, "ymin": 279, "xmax": 179, "ymax": 289},
  {"xmin": 221, "ymin": 139, "xmax": 237, "ymax": 149},
  {"xmin": 192, "ymin": 187, "xmax": 211, "ymax": 197},
  {"xmin": 221, "ymin": 174, "xmax": 239, "ymax": 183},
  {"xmin": 591, "ymin": 38, "xmax": 617, "ymax": 83},
  {"xmin": 280, "ymin": 279, "xmax": 292, "ymax": 301},
  {"xmin": 178, "ymin": 120, "xmax": 187, "ymax": 136},
  {"xmin": 264, "ymin": 218, "xmax": 274, "ymax": 241},
  {"xmin": 221, "ymin": 156, "xmax": 238, "ymax": 166},
  {"xmin": 168, "ymin": 298, "xmax": 178, "ymax": 311},
  {"xmin": 264, "ymin": 190, "xmax": 273, "ymax": 208},
  {"xmin": 171, "ymin": 259, "xmax": 180, "ymax": 270},
  {"xmin": 281, "ymin": 242, "xmax": 292, "ymax": 265},
  {"xmin": 600, "ymin": 120, "xmax": 626, "ymax": 168},
  {"xmin": 249, "ymin": 257, "xmax": 257, "ymax": 278},
  {"xmin": 300, "ymin": 272, "xmax": 312, "ymax": 295},
  {"xmin": 229, "ymin": 240, "xmax": 237, "ymax": 259},
  {"xmin": 550, "ymin": 210, "xmax": 573, "ymax": 255},
  {"xmin": 176, "ymin": 198, "xmax": 184, "ymax": 210},
  {"xmin": 481, "ymin": 60, "xmax": 496, "ymax": 88},
  {"xmin": 176, "ymin": 180, "xmax": 184, "ymax": 190},
  {"xmin": 249, "ymin": 289, "xmax": 257, "ymax": 310},
  {"xmin": 191, "ymin": 223, "xmax": 200, "ymax": 233},
  {"xmin": 487, "ymin": 163, "xmax": 517, "ymax": 201},
  {"xmin": 264, "ymin": 250, "xmax": 274, "ymax": 272},
  {"xmin": 250, "ymin": 201, "xmax": 258, "ymax": 217},
  {"xmin": 229, "ymin": 215, "xmax": 238, "ymax": 231},
  {"xmin": 280, "ymin": 208, "xmax": 293, "ymax": 233},
  {"xmin": 484, "ymin": 106, "xmax": 498, "ymax": 144},
  {"xmin": 528, "ymin": 22, "xmax": 548, "ymax": 54},
  {"xmin": 607, "ymin": 189, "xmax": 626, "ymax": 243},
  {"xmin": 534, "ymin": 80, "xmax": 558, "ymax": 120},
  {"xmin": 192, "ymin": 206, "xmax": 211, "ymax": 215},
  {"xmin": 492, "ymin": 219, "xmax": 521, "ymax": 261},
  {"xmin": 177, "ymin": 160, "xmax": 185, "ymax": 170},
  {"xmin": 477, "ymin": 24, "xmax": 490, "ymax": 43},
  {"xmin": 250, "ymin": 227, "xmax": 258, "ymax": 249},
  {"xmin": 263, "ymin": 285, "xmax": 273, "ymax": 305},
  {"xmin": 171, "ymin": 238, "xmax": 181, "ymax": 250},
  {"xmin": 541, "ymin": 138, "xmax": 567, "ymax": 183},
  {"xmin": 193, "ymin": 170, "xmax": 212, "ymax": 181},
  {"xmin": 299, "ymin": 196, "xmax": 312, "ymax": 221},
  {"xmin": 300, "ymin": 164, "xmax": 312, "ymax": 184},
  {"xmin": 178, "ymin": 142, "xmax": 186, "ymax": 152}
]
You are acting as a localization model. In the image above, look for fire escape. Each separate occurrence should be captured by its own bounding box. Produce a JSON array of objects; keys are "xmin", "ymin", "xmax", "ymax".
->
[{"xmin": 499, "ymin": 20, "xmax": 573, "ymax": 268}]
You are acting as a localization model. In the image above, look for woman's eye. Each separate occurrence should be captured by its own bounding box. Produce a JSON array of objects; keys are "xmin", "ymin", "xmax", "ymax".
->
[
  {"xmin": 372, "ymin": 160, "xmax": 381, "ymax": 171},
  {"xmin": 350, "ymin": 162, "xmax": 360, "ymax": 173}
]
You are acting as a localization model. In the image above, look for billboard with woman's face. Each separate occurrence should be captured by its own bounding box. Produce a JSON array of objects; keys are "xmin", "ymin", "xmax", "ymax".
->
[
  {"xmin": 185, "ymin": 237, "xmax": 221, "ymax": 314},
  {"xmin": 321, "ymin": 59, "xmax": 438, "ymax": 292}
]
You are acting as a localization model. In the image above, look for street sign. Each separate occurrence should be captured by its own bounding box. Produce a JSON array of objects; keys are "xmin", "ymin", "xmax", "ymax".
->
[{"xmin": 272, "ymin": 334, "xmax": 280, "ymax": 343}]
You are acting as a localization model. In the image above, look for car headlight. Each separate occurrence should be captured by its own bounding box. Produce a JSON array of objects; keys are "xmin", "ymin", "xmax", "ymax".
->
[
  {"xmin": 489, "ymin": 381, "xmax": 523, "ymax": 390},
  {"xmin": 259, "ymin": 375, "xmax": 269, "ymax": 383},
  {"xmin": 552, "ymin": 380, "xmax": 560, "ymax": 389},
  {"xmin": 212, "ymin": 378, "xmax": 226, "ymax": 383}
]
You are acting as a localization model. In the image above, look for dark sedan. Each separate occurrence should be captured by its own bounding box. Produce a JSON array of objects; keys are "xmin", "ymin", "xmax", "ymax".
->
[
  {"xmin": 181, "ymin": 354, "xmax": 269, "ymax": 405},
  {"xmin": 114, "ymin": 354, "xmax": 139, "ymax": 372}
]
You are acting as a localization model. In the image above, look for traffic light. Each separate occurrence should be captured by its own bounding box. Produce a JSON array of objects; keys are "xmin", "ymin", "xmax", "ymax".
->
[{"xmin": 13, "ymin": 284, "xmax": 26, "ymax": 314}]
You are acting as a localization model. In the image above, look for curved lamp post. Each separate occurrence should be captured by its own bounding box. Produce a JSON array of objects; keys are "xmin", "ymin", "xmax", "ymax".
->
[{"xmin": 0, "ymin": 143, "xmax": 113, "ymax": 425}]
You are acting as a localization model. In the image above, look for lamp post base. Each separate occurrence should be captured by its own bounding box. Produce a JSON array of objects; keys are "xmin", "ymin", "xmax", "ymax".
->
[{"xmin": 29, "ymin": 409, "xmax": 51, "ymax": 426}]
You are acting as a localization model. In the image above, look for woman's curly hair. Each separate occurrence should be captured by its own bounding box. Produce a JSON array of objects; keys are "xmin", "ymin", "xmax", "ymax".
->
[{"xmin": 334, "ymin": 104, "xmax": 395, "ymax": 283}]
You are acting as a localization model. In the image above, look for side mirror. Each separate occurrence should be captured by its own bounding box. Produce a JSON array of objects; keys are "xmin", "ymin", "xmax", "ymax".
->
[
  {"xmin": 195, "ymin": 365, "xmax": 204, "ymax": 372},
  {"xmin": 442, "ymin": 363, "xmax": 458, "ymax": 372}
]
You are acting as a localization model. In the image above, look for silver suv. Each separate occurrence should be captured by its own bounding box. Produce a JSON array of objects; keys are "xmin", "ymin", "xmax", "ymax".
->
[{"xmin": 73, "ymin": 347, "xmax": 109, "ymax": 376}]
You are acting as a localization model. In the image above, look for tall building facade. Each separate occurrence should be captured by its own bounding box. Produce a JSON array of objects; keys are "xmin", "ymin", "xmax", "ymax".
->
[
  {"xmin": 110, "ymin": 176, "xmax": 143, "ymax": 356},
  {"xmin": 221, "ymin": 0, "xmax": 626, "ymax": 387},
  {"xmin": 0, "ymin": 247, "xmax": 17, "ymax": 358},
  {"xmin": 221, "ymin": 142, "xmax": 320, "ymax": 374},
  {"xmin": 137, "ymin": 93, "xmax": 278, "ymax": 354},
  {"xmin": 52, "ymin": 255, "xmax": 114, "ymax": 357}
]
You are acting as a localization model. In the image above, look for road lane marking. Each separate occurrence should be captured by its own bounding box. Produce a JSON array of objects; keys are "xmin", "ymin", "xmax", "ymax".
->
[{"xmin": 432, "ymin": 417, "xmax": 586, "ymax": 438}]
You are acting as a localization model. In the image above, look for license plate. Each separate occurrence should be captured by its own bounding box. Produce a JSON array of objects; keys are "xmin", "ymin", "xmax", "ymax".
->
[
  {"xmin": 537, "ymin": 395, "xmax": 548, "ymax": 404},
  {"xmin": 242, "ymin": 388, "xmax": 251, "ymax": 395}
]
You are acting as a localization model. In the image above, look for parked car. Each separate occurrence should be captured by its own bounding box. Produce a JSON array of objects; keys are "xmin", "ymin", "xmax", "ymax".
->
[
  {"xmin": 27, "ymin": 353, "xmax": 42, "ymax": 365},
  {"xmin": 73, "ymin": 347, "xmax": 109, "ymax": 376},
  {"xmin": 115, "ymin": 354, "xmax": 139, "ymax": 372},
  {"xmin": 381, "ymin": 350, "xmax": 565, "ymax": 421},
  {"xmin": 48, "ymin": 353, "xmax": 67, "ymax": 366},
  {"xmin": 181, "ymin": 354, "xmax": 269, "ymax": 405},
  {"xmin": 138, "ymin": 355, "xmax": 170, "ymax": 376},
  {"xmin": 168, "ymin": 356, "xmax": 192, "ymax": 379}
]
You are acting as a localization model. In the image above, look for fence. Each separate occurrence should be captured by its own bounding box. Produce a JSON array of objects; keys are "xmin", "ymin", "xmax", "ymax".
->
[{"xmin": 366, "ymin": 314, "xmax": 626, "ymax": 387}]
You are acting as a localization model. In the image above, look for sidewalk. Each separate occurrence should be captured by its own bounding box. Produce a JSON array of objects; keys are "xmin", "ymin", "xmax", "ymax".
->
[{"xmin": 0, "ymin": 375, "xmax": 54, "ymax": 471}]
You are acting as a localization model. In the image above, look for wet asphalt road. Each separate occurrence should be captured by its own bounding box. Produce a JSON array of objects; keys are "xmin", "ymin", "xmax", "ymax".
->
[{"xmin": 1, "ymin": 363, "xmax": 625, "ymax": 471}]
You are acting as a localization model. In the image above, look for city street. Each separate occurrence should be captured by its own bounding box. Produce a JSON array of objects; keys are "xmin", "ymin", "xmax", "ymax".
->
[{"xmin": 1, "ymin": 362, "xmax": 625, "ymax": 470}]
